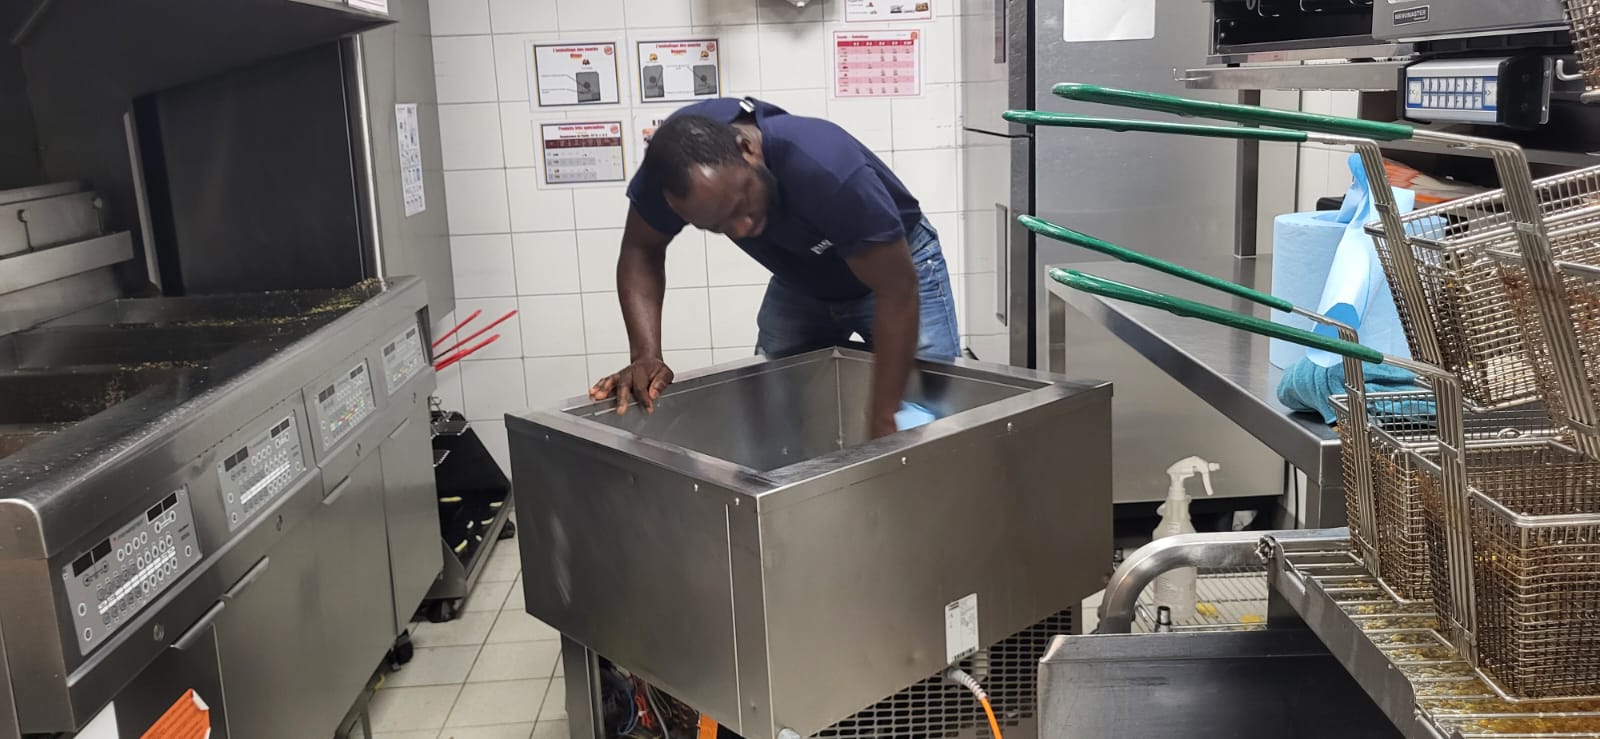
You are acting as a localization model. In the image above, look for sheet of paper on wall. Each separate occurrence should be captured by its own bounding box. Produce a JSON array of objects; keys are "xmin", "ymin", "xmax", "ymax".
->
[
  {"xmin": 1063, "ymin": 0, "xmax": 1154, "ymax": 42},
  {"xmin": 833, "ymin": 30, "xmax": 923, "ymax": 98},
  {"xmin": 348, "ymin": 0, "xmax": 388, "ymax": 13},
  {"xmin": 529, "ymin": 42, "xmax": 622, "ymax": 109},
  {"xmin": 633, "ymin": 111, "xmax": 679, "ymax": 172},
  {"xmin": 541, "ymin": 121, "xmax": 627, "ymax": 186},
  {"xmin": 395, "ymin": 103, "xmax": 426, "ymax": 217},
  {"xmin": 844, "ymin": 0, "xmax": 932, "ymax": 22},
  {"xmin": 636, "ymin": 39, "xmax": 721, "ymax": 104}
]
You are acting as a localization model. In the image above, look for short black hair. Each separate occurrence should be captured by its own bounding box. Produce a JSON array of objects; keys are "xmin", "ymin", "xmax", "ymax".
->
[{"xmin": 641, "ymin": 114, "xmax": 745, "ymax": 198}]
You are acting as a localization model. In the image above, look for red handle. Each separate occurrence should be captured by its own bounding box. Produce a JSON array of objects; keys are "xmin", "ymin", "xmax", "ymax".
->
[
  {"xmin": 432, "ymin": 309, "xmax": 483, "ymax": 349},
  {"xmin": 434, "ymin": 310, "xmax": 516, "ymax": 358},
  {"xmin": 434, "ymin": 334, "xmax": 500, "ymax": 371}
]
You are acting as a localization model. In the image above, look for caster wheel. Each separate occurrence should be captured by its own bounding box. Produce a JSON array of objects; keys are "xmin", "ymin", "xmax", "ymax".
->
[
  {"xmin": 427, "ymin": 599, "xmax": 460, "ymax": 623},
  {"xmin": 499, "ymin": 520, "xmax": 517, "ymax": 540},
  {"xmin": 388, "ymin": 631, "xmax": 415, "ymax": 671}
]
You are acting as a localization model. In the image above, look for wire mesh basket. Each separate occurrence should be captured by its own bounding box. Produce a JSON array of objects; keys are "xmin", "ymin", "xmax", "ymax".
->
[
  {"xmin": 1332, "ymin": 391, "xmax": 1559, "ymax": 602},
  {"xmin": 1493, "ymin": 215, "xmax": 1600, "ymax": 447},
  {"xmin": 1416, "ymin": 440, "xmax": 1600, "ymax": 700},
  {"xmin": 1568, "ymin": 0, "xmax": 1600, "ymax": 101},
  {"xmin": 1365, "ymin": 168, "xmax": 1600, "ymax": 410}
]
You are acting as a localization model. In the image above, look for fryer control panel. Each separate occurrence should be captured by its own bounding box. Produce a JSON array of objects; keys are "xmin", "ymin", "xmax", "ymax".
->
[
  {"xmin": 381, "ymin": 323, "xmax": 427, "ymax": 395},
  {"xmin": 62, "ymin": 488, "xmax": 202, "ymax": 655},
  {"xmin": 315, "ymin": 361, "xmax": 375, "ymax": 448},
  {"xmin": 219, "ymin": 415, "xmax": 307, "ymax": 531}
]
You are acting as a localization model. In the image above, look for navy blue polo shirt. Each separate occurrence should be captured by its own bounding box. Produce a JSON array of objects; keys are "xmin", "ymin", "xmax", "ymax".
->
[{"xmin": 627, "ymin": 98, "xmax": 923, "ymax": 301}]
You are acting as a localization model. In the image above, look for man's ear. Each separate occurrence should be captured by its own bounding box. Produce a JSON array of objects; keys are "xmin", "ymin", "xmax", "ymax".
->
[{"xmin": 738, "ymin": 133, "xmax": 762, "ymax": 162}]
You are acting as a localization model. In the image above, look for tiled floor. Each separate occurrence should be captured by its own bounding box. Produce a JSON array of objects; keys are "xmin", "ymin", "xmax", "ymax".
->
[{"xmin": 365, "ymin": 540, "xmax": 569, "ymax": 739}]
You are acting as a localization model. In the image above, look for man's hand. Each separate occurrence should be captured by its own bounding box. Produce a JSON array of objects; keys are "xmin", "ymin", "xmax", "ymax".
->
[
  {"xmin": 590, "ymin": 357, "xmax": 674, "ymax": 415},
  {"xmin": 869, "ymin": 411, "xmax": 898, "ymax": 440}
]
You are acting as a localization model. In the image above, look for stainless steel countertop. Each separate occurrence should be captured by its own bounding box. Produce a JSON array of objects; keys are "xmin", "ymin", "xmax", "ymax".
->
[{"xmin": 1046, "ymin": 255, "xmax": 1341, "ymax": 491}]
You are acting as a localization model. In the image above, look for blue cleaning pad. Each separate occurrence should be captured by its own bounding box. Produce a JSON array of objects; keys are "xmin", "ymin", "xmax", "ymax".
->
[{"xmin": 895, "ymin": 402, "xmax": 938, "ymax": 431}]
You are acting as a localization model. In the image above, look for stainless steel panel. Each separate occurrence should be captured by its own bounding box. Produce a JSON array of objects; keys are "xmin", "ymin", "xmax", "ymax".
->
[
  {"xmin": 1373, "ymin": 0, "xmax": 1567, "ymax": 42},
  {"xmin": 1037, "ymin": 630, "xmax": 1401, "ymax": 738},
  {"xmin": 106, "ymin": 621, "xmax": 228, "ymax": 737},
  {"xmin": 0, "ymin": 191, "xmax": 100, "ymax": 254},
  {"xmin": 314, "ymin": 454, "xmax": 396, "ymax": 720},
  {"xmin": 958, "ymin": 0, "xmax": 1029, "ymax": 135},
  {"xmin": 0, "ymin": 614, "xmax": 16, "ymax": 739},
  {"xmin": 380, "ymin": 408, "xmax": 444, "ymax": 631},
  {"xmin": 1031, "ymin": 0, "xmax": 1237, "ymax": 271},
  {"xmin": 352, "ymin": 0, "xmax": 454, "ymax": 321},
  {"xmin": 1046, "ymin": 296, "xmax": 1283, "ymax": 504},
  {"xmin": 0, "ymin": 233, "xmax": 133, "ymax": 296},
  {"xmin": 0, "ymin": 269, "xmax": 121, "ymax": 338},
  {"xmin": 216, "ymin": 515, "xmax": 326, "ymax": 739},
  {"xmin": 511, "ymin": 349, "xmax": 1112, "ymax": 739}
]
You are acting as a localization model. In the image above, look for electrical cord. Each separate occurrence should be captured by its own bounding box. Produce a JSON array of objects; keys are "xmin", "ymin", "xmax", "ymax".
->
[
  {"xmin": 946, "ymin": 667, "xmax": 1004, "ymax": 739},
  {"xmin": 646, "ymin": 684, "xmax": 673, "ymax": 739}
]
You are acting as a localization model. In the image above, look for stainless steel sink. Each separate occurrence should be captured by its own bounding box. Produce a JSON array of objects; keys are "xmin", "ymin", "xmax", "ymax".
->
[{"xmin": 41, "ymin": 283, "xmax": 383, "ymax": 327}]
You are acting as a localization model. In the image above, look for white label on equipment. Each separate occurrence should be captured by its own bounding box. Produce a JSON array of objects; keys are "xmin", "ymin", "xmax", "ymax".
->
[{"xmin": 945, "ymin": 593, "xmax": 979, "ymax": 664}]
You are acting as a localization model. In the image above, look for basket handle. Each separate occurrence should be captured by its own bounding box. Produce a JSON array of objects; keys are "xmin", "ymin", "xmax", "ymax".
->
[
  {"xmin": 1051, "ymin": 83, "xmax": 1416, "ymax": 141},
  {"xmin": 1001, "ymin": 110, "xmax": 1312, "ymax": 143},
  {"xmin": 1048, "ymin": 269, "xmax": 1386, "ymax": 365},
  {"xmin": 1023, "ymin": 216, "xmax": 1297, "ymax": 314}
]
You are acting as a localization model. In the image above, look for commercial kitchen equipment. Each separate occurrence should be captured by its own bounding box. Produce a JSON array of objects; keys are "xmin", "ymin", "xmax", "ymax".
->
[
  {"xmin": 1, "ymin": 0, "xmax": 456, "ymax": 734},
  {"xmin": 509, "ymin": 348, "xmax": 1112, "ymax": 739},
  {"xmin": 959, "ymin": 0, "xmax": 1292, "ymax": 510}
]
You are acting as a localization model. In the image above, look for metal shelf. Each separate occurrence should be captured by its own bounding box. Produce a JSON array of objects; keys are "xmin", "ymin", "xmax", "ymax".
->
[
  {"xmin": 1180, "ymin": 60, "xmax": 1409, "ymax": 91},
  {"xmin": 1380, "ymin": 136, "xmax": 1600, "ymax": 168},
  {"xmin": 1263, "ymin": 533, "xmax": 1600, "ymax": 739}
]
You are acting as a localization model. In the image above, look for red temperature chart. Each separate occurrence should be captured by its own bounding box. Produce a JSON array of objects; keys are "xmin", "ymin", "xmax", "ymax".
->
[{"xmin": 833, "ymin": 30, "xmax": 922, "ymax": 98}]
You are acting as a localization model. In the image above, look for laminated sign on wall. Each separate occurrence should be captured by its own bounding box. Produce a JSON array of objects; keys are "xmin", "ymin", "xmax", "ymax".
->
[
  {"xmin": 395, "ymin": 103, "xmax": 425, "ymax": 217},
  {"xmin": 529, "ymin": 42, "xmax": 622, "ymax": 108},
  {"xmin": 834, "ymin": 30, "xmax": 922, "ymax": 98},
  {"xmin": 633, "ymin": 112, "xmax": 676, "ymax": 171},
  {"xmin": 636, "ymin": 40, "xmax": 721, "ymax": 103},
  {"xmin": 541, "ymin": 122, "xmax": 627, "ymax": 186},
  {"xmin": 844, "ymin": 0, "xmax": 932, "ymax": 22},
  {"xmin": 1063, "ymin": 0, "xmax": 1155, "ymax": 42}
]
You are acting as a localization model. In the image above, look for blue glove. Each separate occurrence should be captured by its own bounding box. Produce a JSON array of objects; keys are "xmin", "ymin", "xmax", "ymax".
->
[{"xmin": 895, "ymin": 402, "xmax": 938, "ymax": 431}]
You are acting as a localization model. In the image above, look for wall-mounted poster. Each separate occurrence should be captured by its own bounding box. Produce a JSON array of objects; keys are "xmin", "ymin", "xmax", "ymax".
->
[
  {"xmin": 529, "ymin": 42, "xmax": 622, "ymax": 108},
  {"xmin": 633, "ymin": 112, "xmax": 677, "ymax": 171},
  {"xmin": 833, "ymin": 30, "xmax": 922, "ymax": 98},
  {"xmin": 845, "ymin": 0, "xmax": 932, "ymax": 22},
  {"xmin": 541, "ymin": 121, "xmax": 627, "ymax": 186},
  {"xmin": 636, "ymin": 39, "xmax": 721, "ymax": 103}
]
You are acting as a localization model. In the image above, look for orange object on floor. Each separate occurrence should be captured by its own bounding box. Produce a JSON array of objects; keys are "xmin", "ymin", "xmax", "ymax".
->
[
  {"xmin": 141, "ymin": 688, "xmax": 212, "ymax": 739},
  {"xmin": 698, "ymin": 714, "xmax": 719, "ymax": 739}
]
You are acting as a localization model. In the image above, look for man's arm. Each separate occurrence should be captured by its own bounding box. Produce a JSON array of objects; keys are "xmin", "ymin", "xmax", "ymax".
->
[
  {"xmin": 589, "ymin": 207, "xmax": 675, "ymax": 414},
  {"xmin": 844, "ymin": 239, "xmax": 920, "ymax": 438}
]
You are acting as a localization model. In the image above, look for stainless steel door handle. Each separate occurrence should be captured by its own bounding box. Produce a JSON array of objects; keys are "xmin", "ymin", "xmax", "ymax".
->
[
  {"xmin": 995, "ymin": 203, "xmax": 1010, "ymax": 326},
  {"xmin": 994, "ymin": 0, "xmax": 1007, "ymax": 64},
  {"xmin": 172, "ymin": 601, "xmax": 226, "ymax": 651},
  {"xmin": 324, "ymin": 476, "xmax": 354, "ymax": 506},
  {"xmin": 223, "ymin": 556, "xmax": 271, "ymax": 601}
]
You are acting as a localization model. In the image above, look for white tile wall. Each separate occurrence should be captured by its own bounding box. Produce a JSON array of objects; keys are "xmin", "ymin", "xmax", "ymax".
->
[{"xmin": 432, "ymin": 1, "xmax": 972, "ymax": 426}]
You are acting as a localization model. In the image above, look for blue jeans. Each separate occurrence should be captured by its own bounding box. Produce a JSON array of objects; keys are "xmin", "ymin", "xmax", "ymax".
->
[{"xmin": 755, "ymin": 219, "xmax": 961, "ymax": 360}]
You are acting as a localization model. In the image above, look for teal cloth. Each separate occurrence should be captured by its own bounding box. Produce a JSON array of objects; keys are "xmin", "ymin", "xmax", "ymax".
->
[{"xmin": 1277, "ymin": 357, "xmax": 1422, "ymax": 425}]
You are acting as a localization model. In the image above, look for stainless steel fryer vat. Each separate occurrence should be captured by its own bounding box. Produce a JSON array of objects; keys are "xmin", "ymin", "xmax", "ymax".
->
[{"xmin": 508, "ymin": 349, "xmax": 1112, "ymax": 739}]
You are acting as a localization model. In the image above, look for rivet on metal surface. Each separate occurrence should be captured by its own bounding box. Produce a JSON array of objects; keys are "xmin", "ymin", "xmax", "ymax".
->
[
  {"xmin": 276, "ymin": 514, "xmax": 285, "ymax": 532},
  {"xmin": 1007, "ymin": 422, "xmax": 1014, "ymax": 433},
  {"xmin": 356, "ymin": 443, "xmax": 363, "ymax": 455},
  {"xmin": 693, "ymin": 484, "xmax": 700, "ymax": 492},
  {"xmin": 900, "ymin": 456, "xmax": 908, "ymax": 465},
  {"xmin": 152, "ymin": 623, "xmax": 165, "ymax": 642}
]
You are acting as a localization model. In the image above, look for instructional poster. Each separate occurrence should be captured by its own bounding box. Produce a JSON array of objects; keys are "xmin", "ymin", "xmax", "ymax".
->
[
  {"xmin": 529, "ymin": 42, "xmax": 622, "ymax": 108},
  {"xmin": 633, "ymin": 111, "xmax": 677, "ymax": 171},
  {"xmin": 833, "ymin": 30, "xmax": 922, "ymax": 98},
  {"xmin": 394, "ymin": 103, "xmax": 426, "ymax": 217},
  {"xmin": 636, "ymin": 39, "xmax": 721, "ymax": 103},
  {"xmin": 541, "ymin": 122, "xmax": 627, "ymax": 186},
  {"xmin": 845, "ymin": 0, "xmax": 932, "ymax": 22}
]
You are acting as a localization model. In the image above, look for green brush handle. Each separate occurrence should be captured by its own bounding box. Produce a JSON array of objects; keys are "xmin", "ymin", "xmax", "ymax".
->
[
  {"xmin": 1021, "ymin": 215, "xmax": 1296, "ymax": 313},
  {"xmin": 1048, "ymin": 269, "xmax": 1386, "ymax": 364},
  {"xmin": 1002, "ymin": 110, "xmax": 1310, "ymax": 143},
  {"xmin": 1051, "ymin": 83, "xmax": 1416, "ymax": 141}
]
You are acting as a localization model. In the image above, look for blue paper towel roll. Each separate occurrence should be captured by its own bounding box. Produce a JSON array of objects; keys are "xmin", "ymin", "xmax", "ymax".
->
[{"xmin": 1270, "ymin": 210, "xmax": 1347, "ymax": 368}]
